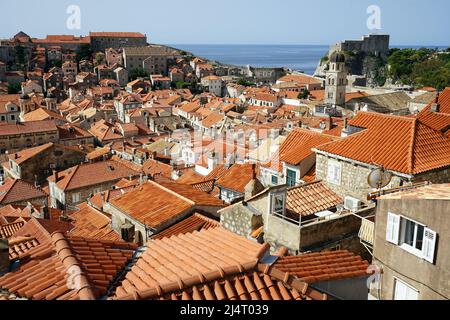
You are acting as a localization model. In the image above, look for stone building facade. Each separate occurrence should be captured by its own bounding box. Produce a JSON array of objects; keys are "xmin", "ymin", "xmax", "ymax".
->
[
  {"xmin": 90, "ymin": 32, "xmax": 147, "ymax": 52},
  {"xmin": 0, "ymin": 120, "xmax": 59, "ymax": 154},
  {"xmin": 3, "ymin": 143, "xmax": 87, "ymax": 185}
]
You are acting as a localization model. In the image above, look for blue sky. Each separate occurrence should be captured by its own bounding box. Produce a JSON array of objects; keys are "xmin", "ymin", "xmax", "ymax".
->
[{"xmin": 1, "ymin": 0, "xmax": 449, "ymax": 46}]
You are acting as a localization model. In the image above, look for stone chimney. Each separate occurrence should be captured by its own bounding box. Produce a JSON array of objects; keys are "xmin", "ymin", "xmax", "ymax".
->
[
  {"xmin": 0, "ymin": 239, "xmax": 9, "ymax": 274},
  {"xmin": 326, "ymin": 115, "xmax": 332, "ymax": 131},
  {"xmin": 431, "ymin": 94, "xmax": 440, "ymax": 113},
  {"xmin": 53, "ymin": 170, "xmax": 59, "ymax": 182},
  {"xmin": 343, "ymin": 117, "xmax": 348, "ymax": 130}
]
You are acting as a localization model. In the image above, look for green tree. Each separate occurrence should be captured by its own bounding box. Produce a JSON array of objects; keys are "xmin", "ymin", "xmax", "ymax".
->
[
  {"xmin": 14, "ymin": 45, "xmax": 26, "ymax": 64},
  {"xmin": 237, "ymin": 78, "xmax": 255, "ymax": 86},
  {"xmin": 297, "ymin": 89, "xmax": 310, "ymax": 100},
  {"xmin": 7, "ymin": 83, "xmax": 21, "ymax": 94},
  {"xmin": 129, "ymin": 67, "xmax": 149, "ymax": 81},
  {"xmin": 76, "ymin": 44, "xmax": 93, "ymax": 62},
  {"xmin": 95, "ymin": 53, "xmax": 105, "ymax": 66}
]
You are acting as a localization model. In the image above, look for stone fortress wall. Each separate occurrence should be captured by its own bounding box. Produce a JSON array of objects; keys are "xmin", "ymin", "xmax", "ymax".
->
[{"xmin": 330, "ymin": 34, "xmax": 390, "ymax": 57}]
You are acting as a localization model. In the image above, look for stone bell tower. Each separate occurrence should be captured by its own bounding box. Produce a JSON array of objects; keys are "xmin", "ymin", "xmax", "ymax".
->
[{"xmin": 325, "ymin": 51, "xmax": 347, "ymax": 107}]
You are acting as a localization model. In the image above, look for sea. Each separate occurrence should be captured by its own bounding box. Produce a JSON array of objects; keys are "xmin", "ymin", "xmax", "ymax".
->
[{"xmin": 169, "ymin": 44, "xmax": 449, "ymax": 76}]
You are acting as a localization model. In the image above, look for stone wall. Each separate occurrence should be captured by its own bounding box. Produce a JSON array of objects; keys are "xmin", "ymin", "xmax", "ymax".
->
[
  {"xmin": 300, "ymin": 213, "xmax": 367, "ymax": 257},
  {"xmin": 330, "ymin": 35, "xmax": 390, "ymax": 57},
  {"xmin": 220, "ymin": 204, "xmax": 254, "ymax": 238},
  {"xmin": 8, "ymin": 146, "xmax": 86, "ymax": 184},
  {"xmin": 0, "ymin": 130, "xmax": 59, "ymax": 154},
  {"xmin": 317, "ymin": 154, "xmax": 450, "ymax": 203},
  {"xmin": 317, "ymin": 154, "xmax": 403, "ymax": 202},
  {"xmin": 263, "ymin": 213, "xmax": 301, "ymax": 253}
]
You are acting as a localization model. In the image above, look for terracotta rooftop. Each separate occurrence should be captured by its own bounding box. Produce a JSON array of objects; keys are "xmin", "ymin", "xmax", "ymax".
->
[
  {"xmin": 113, "ymin": 263, "xmax": 327, "ymax": 301},
  {"xmin": 0, "ymin": 221, "xmax": 25, "ymax": 239},
  {"xmin": 286, "ymin": 181, "xmax": 343, "ymax": 218},
  {"xmin": 0, "ymin": 120, "xmax": 57, "ymax": 136},
  {"xmin": 273, "ymin": 250, "xmax": 370, "ymax": 284},
  {"xmin": 48, "ymin": 160, "xmax": 140, "ymax": 192},
  {"xmin": 58, "ymin": 124, "xmax": 93, "ymax": 140},
  {"xmin": 277, "ymin": 74, "xmax": 322, "ymax": 85},
  {"xmin": 22, "ymin": 108, "xmax": 66, "ymax": 123},
  {"xmin": 69, "ymin": 203, "xmax": 121, "ymax": 241},
  {"xmin": 417, "ymin": 87, "xmax": 450, "ymax": 135},
  {"xmin": 151, "ymin": 213, "xmax": 220, "ymax": 240},
  {"xmin": 264, "ymin": 129, "xmax": 335, "ymax": 171},
  {"xmin": 176, "ymin": 169, "xmax": 203, "ymax": 184},
  {"xmin": 113, "ymin": 228, "xmax": 270, "ymax": 299},
  {"xmin": 7, "ymin": 143, "xmax": 80, "ymax": 165},
  {"xmin": 142, "ymin": 158, "xmax": 172, "ymax": 179},
  {"xmin": 0, "ymin": 232, "xmax": 137, "ymax": 300},
  {"xmin": 8, "ymin": 236, "xmax": 40, "ymax": 261},
  {"xmin": 315, "ymin": 111, "xmax": 450, "ymax": 175},
  {"xmin": 110, "ymin": 180, "xmax": 223, "ymax": 229},
  {"xmin": 216, "ymin": 163, "xmax": 262, "ymax": 194},
  {"xmin": 0, "ymin": 179, "xmax": 47, "ymax": 206},
  {"xmin": 90, "ymin": 32, "xmax": 145, "ymax": 38}
]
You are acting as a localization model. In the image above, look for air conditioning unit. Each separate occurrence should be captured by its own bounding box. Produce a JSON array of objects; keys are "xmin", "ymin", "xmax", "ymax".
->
[{"xmin": 344, "ymin": 196, "xmax": 362, "ymax": 211}]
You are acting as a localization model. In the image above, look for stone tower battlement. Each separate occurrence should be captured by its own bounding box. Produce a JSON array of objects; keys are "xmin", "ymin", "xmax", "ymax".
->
[{"xmin": 330, "ymin": 34, "xmax": 390, "ymax": 57}]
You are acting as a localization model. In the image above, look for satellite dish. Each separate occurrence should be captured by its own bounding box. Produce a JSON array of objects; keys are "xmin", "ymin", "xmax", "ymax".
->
[{"xmin": 368, "ymin": 168, "xmax": 393, "ymax": 189}]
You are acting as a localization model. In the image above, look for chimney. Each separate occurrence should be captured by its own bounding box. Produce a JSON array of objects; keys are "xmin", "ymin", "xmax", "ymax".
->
[
  {"xmin": 59, "ymin": 210, "xmax": 69, "ymax": 222},
  {"xmin": 0, "ymin": 239, "xmax": 9, "ymax": 274},
  {"xmin": 244, "ymin": 164, "xmax": 259, "ymax": 201},
  {"xmin": 326, "ymin": 115, "xmax": 332, "ymax": 131},
  {"xmin": 152, "ymin": 151, "xmax": 157, "ymax": 160},
  {"xmin": 343, "ymin": 117, "xmax": 348, "ymax": 130},
  {"xmin": 251, "ymin": 163, "xmax": 257, "ymax": 180},
  {"xmin": 53, "ymin": 170, "xmax": 59, "ymax": 182}
]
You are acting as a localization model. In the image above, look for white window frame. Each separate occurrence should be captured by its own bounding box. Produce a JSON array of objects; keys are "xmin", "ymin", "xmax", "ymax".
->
[
  {"xmin": 327, "ymin": 160, "xmax": 342, "ymax": 185},
  {"xmin": 399, "ymin": 217, "xmax": 426, "ymax": 258},
  {"xmin": 393, "ymin": 278, "xmax": 419, "ymax": 300},
  {"xmin": 386, "ymin": 213, "xmax": 437, "ymax": 264}
]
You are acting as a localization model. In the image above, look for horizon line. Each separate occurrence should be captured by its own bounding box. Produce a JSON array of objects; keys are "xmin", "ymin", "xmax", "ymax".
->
[{"xmin": 168, "ymin": 43, "xmax": 449, "ymax": 47}]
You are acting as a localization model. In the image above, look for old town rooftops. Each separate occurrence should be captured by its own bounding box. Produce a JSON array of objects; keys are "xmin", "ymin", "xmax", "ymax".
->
[{"xmin": 315, "ymin": 111, "xmax": 450, "ymax": 176}]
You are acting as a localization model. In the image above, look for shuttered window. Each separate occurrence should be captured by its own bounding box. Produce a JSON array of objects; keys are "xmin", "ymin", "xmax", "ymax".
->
[
  {"xmin": 422, "ymin": 228, "xmax": 437, "ymax": 263},
  {"xmin": 386, "ymin": 212, "xmax": 400, "ymax": 245}
]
